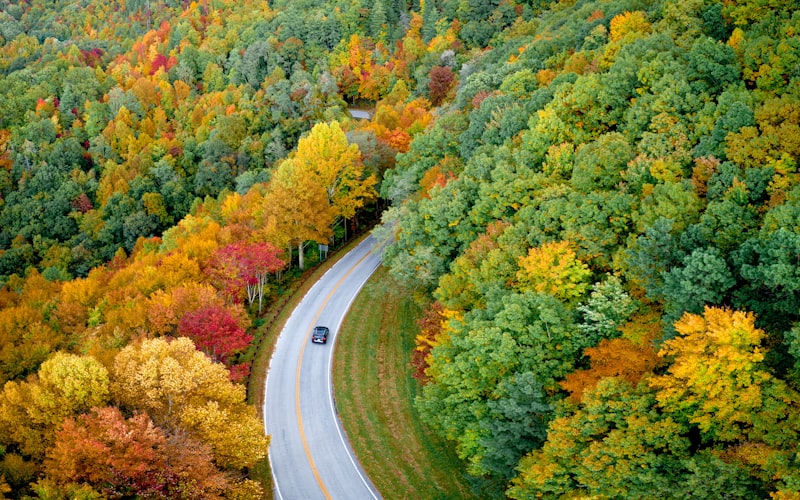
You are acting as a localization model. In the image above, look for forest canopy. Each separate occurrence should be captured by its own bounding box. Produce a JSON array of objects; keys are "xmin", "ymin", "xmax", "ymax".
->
[{"xmin": 1, "ymin": 0, "xmax": 799, "ymax": 497}]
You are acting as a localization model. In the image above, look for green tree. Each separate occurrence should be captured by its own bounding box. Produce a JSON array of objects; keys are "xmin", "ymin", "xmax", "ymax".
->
[
  {"xmin": 418, "ymin": 291, "xmax": 580, "ymax": 476},
  {"xmin": 733, "ymin": 228, "xmax": 800, "ymax": 331},
  {"xmin": 577, "ymin": 275, "xmax": 637, "ymax": 345},
  {"xmin": 661, "ymin": 247, "xmax": 735, "ymax": 328},
  {"xmin": 571, "ymin": 132, "xmax": 634, "ymax": 193}
]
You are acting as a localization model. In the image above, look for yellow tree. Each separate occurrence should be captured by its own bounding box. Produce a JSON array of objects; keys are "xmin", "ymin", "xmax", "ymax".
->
[
  {"xmin": 259, "ymin": 158, "xmax": 335, "ymax": 270},
  {"xmin": 650, "ymin": 307, "xmax": 800, "ymax": 445},
  {"xmin": 515, "ymin": 241, "xmax": 592, "ymax": 305},
  {"xmin": 292, "ymin": 121, "xmax": 377, "ymax": 241},
  {"xmin": 0, "ymin": 353, "xmax": 110, "ymax": 459},
  {"xmin": 111, "ymin": 337, "xmax": 268, "ymax": 470}
]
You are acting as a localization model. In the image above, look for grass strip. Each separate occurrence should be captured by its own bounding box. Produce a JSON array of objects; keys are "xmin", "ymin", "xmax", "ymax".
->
[{"xmin": 333, "ymin": 266, "xmax": 480, "ymax": 500}]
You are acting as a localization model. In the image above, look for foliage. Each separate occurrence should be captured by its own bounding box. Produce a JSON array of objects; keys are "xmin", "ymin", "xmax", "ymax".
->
[
  {"xmin": 2, "ymin": 0, "xmax": 800, "ymax": 495},
  {"xmin": 111, "ymin": 337, "xmax": 269, "ymax": 470},
  {"xmin": 372, "ymin": 0, "xmax": 800, "ymax": 494},
  {"xmin": 44, "ymin": 406, "xmax": 229, "ymax": 499}
]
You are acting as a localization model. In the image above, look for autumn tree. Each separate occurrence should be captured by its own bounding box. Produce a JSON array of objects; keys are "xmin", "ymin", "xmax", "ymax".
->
[
  {"xmin": 515, "ymin": 241, "xmax": 592, "ymax": 305},
  {"xmin": 0, "ymin": 352, "xmax": 109, "ymax": 464},
  {"xmin": 650, "ymin": 307, "xmax": 800, "ymax": 445},
  {"xmin": 43, "ymin": 406, "xmax": 229, "ymax": 499},
  {"xmin": 260, "ymin": 122, "xmax": 376, "ymax": 269},
  {"xmin": 111, "ymin": 337, "xmax": 269, "ymax": 470},
  {"xmin": 428, "ymin": 66, "xmax": 455, "ymax": 106},
  {"xmin": 260, "ymin": 158, "xmax": 335, "ymax": 270},
  {"xmin": 292, "ymin": 121, "xmax": 377, "ymax": 239},
  {"xmin": 508, "ymin": 378, "xmax": 760, "ymax": 499},
  {"xmin": 560, "ymin": 336, "xmax": 659, "ymax": 403},
  {"xmin": 207, "ymin": 241, "xmax": 286, "ymax": 311}
]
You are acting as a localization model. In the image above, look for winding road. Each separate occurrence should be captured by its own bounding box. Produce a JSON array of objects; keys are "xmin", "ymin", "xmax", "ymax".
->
[{"xmin": 263, "ymin": 236, "xmax": 383, "ymax": 500}]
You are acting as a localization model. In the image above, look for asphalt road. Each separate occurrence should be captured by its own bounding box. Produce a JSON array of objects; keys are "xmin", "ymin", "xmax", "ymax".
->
[{"xmin": 264, "ymin": 236, "xmax": 383, "ymax": 500}]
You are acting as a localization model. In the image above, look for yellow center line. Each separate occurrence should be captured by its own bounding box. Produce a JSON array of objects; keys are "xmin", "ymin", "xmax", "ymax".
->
[{"xmin": 295, "ymin": 249, "xmax": 374, "ymax": 500}]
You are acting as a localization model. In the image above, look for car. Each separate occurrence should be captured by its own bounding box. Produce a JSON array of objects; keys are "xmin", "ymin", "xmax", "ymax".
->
[{"xmin": 311, "ymin": 326, "xmax": 330, "ymax": 344}]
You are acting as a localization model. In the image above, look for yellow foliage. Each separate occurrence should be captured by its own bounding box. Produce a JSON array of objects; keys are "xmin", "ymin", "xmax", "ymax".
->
[
  {"xmin": 111, "ymin": 337, "xmax": 268, "ymax": 469},
  {"xmin": 649, "ymin": 307, "xmax": 784, "ymax": 442},
  {"xmin": 0, "ymin": 353, "xmax": 109, "ymax": 459},
  {"xmin": 609, "ymin": 11, "xmax": 651, "ymax": 43},
  {"xmin": 516, "ymin": 241, "xmax": 591, "ymax": 304}
]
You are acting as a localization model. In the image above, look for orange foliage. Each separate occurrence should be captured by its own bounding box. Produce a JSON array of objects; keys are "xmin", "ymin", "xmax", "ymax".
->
[
  {"xmin": 536, "ymin": 69, "xmax": 557, "ymax": 87},
  {"xmin": 587, "ymin": 10, "xmax": 605, "ymax": 22},
  {"xmin": 412, "ymin": 302, "xmax": 460, "ymax": 384},
  {"xmin": 419, "ymin": 165, "xmax": 456, "ymax": 198},
  {"xmin": 361, "ymin": 97, "xmax": 432, "ymax": 154},
  {"xmin": 0, "ymin": 129, "xmax": 12, "ymax": 171},
  {"xmin": 691, "ymin": 156, "xmax": 720, "ymax": 197},
  {"xmin": 560, "ymin": 336, "xmax": 659, "ymax": 402}
]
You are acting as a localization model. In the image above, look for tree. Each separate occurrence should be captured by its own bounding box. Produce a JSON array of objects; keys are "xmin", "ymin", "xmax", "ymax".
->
[
  {"xmin": 421, "ymin": 0, "xmax": 438, "ymax": 42},
  {"xmin": 650, "ymin": 307, "xmax": 800, "ymax": 445},
  {"xmin": 571, "ymin": 132, "xmax": 634, "ymax": 193},
  {"xmin": 435, "ymin": 220, "xmax": 513, "ymax": 312},
  {"xmin": 369, "ymin": 0, "xmax": 388, "ymax": 41},
  {"xmin": 111, "ymin": 337, "xmax": 269, "ymax": 469},
  {"xmin": 260, "ymin": 158, "xmax": 335, "ymax": 270},
  {"xmin": 428, "ymin": 66, "xmax": 455, "ymax": 106},
  {"xmin": 733, "ymin": 228, "xmax": 800, "ymax": 331},
  {"xmin": 560, "ymin": 334, "xmax": 659, "ymax": 403},
  {"xmin": 418, "ymin": 291, "xmax": 580, "ymax": 477},
  {"xmin": 207, "ymin": 242, "xmax": 286, "ymax": 311},
  {"xmin": 292, "ymin": 121, "xmax": 377, "ymax": 237},
  {"xmin": 44, "ymin": 406, "xmax": 229, "ymax": 499},
  {"xmin": 177, "ymin": 304, "xmax": 252, "ymax": 367},
  {"xmin": 661, "ymin": 247, "xmax": 735, "ymax": 328},
  {"xmin": 0, "ymin": 353, "xmax": 109, "ymax": 459},
  {"xmin": 576, "ymin": 275, "xmax": 638, "ymax": 346},
  {"xmin": 509, "ymin": 378, "xmax": 759, "ymax": 499},
  {"xmin": 515, "ymin": 241, "xmax": 591, "ymax": 305},
  {"xmin": 412, "ymin": 300, "xmax": 449, "ymax": 383}
]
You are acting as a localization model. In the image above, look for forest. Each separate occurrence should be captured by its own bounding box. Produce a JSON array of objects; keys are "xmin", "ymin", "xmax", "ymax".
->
[{"xmin": 0, "ymin": 0, "xmax": 799, "ymax": 497}]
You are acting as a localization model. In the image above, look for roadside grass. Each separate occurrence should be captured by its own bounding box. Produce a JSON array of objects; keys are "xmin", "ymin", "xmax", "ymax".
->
[{"xmin": 333, "ymin": 266, "xmax": 480, "ymax": 500}]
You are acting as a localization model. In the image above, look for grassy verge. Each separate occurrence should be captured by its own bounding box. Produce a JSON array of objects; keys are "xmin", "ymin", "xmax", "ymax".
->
[{"xmin": 333, "ymin": 266, "xmax": 480, "ymax": 500}]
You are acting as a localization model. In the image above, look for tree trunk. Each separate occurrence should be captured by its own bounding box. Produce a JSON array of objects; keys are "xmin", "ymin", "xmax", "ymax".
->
[{"xmin": 298, "ymin": 241, "xmax": 305, "ymax": 270}]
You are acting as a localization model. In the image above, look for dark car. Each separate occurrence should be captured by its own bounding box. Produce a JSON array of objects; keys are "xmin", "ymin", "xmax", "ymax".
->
[{"xmin": 311, "ymin": 326, "xmax": 330, "ymax": 344}]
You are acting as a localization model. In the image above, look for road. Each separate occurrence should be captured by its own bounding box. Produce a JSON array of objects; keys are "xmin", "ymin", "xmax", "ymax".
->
[{"xmin": 264, "ymin": 236, "xmax": 383, "ymax": 500}]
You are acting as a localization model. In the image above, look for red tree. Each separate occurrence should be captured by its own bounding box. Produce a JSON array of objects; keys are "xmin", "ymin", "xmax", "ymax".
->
[
  {"xmin": 207, "ymin": 242, "xmax": 286, "ymax": 312},
  {"xmin": 428, "ymin": 66, "xmax": 455, "ymax": 106},
  {"xmin": 177, "ymin": 303, "xmax": 253, "ymax": 365}
]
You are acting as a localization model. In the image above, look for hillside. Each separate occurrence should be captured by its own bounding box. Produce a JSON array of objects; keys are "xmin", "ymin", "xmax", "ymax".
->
[
  {"xmin": 0, "ymin": 0, "xmax": 799, "ymax": 497},
  {"xmin": 377, "ymin": 0, "xmax": 800, "ymax": 497}
]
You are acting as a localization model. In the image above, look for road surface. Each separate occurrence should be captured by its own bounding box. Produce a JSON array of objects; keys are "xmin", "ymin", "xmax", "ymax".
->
[{"xmin": 264, "ymin": 236, "xmax": 383, "ymax": 500}]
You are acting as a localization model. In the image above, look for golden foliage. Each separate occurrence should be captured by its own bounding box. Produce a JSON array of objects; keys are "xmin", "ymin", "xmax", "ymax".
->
[{"xmin": 516, "ymin": 241, "xmax": 591, "ymax": 304}]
